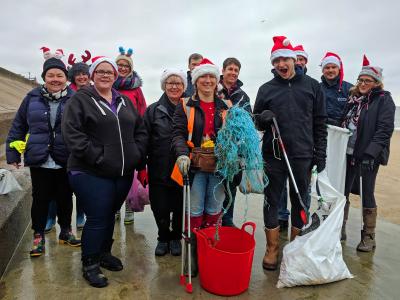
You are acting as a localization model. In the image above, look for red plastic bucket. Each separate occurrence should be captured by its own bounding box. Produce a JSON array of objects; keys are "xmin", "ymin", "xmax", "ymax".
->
[{"xmin": 194, "ymin": 222, "xmax": 256, "ymax": 296}]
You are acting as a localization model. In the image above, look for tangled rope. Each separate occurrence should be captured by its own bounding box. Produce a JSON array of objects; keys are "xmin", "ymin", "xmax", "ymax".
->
[{"xmin": 213, "ymin": 104, "xmax": 268, "ymax": 239}]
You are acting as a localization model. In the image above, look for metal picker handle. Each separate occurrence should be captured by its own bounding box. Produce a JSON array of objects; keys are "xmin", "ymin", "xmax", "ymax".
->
[{"xmin": 184, "ymin": 174, "xmax": 193, "ymax": 293}]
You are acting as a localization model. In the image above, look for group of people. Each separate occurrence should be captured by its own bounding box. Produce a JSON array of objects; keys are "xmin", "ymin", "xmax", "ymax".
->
[{"xmin": 5, "ymin": 35, "xmax": 395, "ymax": 288}]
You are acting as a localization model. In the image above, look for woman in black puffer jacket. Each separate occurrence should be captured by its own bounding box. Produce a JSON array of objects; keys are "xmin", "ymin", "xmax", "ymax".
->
[{"xmin": 342, "ymin": 55, "xmax": 395, "ymax": 252}]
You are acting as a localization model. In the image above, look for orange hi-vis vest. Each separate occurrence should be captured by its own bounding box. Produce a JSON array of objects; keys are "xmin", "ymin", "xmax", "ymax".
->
[{"xmin": 171, "ymin": 97, "xmax": 232, "ymax": 186}]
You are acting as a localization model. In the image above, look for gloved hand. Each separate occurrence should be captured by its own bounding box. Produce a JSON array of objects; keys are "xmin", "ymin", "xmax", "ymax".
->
[
  {"xmin": 137, "ymin": 169, "xmax": 148, "ymax": 187},
  {"xmin": 255, "ymin": 110, "xmax": 275, "ymax": 130},
  {"xmin": 176, "ymin": 155, "xmax": 190, "ymax": 175},
  {"xmin": 361, "ymin": 156, "xmax": 375, "ymax": 171},
  {"xmin": 312, "ymin": 158, "xmax": 326, "ymax": 173},
  {"xmin": 9, "ymin": 140, "xmax": 26, "ymax": 154}
]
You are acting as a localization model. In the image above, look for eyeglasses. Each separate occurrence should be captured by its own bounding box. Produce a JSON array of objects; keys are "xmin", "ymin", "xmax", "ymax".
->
[
  {"xmin": 94, "ymin": 70, "xmax": 114, "ymax": 77},
  {"xmin": 357, "ymin": 78, "xmax": 375, "ymax": 85},
  {"xmin": 166, "ymin": 82, "xmax": 184, "ymax": 87},
  {"xmin": 117, "ymin": 64, "xmax": 130, "ymax": 69}
]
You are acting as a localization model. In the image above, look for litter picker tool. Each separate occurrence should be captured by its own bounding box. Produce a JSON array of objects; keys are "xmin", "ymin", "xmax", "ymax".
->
[
  {"xmin": 180, "ymin": 174, "xmax": 193, "ymax": 293},
  {"xmin": 272, "ymin": 117, "xmax": 309, "ymax": 224}
]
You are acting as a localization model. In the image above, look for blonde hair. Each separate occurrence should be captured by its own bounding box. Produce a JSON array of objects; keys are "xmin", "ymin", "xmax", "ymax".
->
[{"xmin": 350, "ymin": 78, "xmax": 384, "ymax": 97}]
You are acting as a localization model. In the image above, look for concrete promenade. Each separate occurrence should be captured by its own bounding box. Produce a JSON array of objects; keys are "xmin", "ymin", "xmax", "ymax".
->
[{"xmin": 1, "ymin": 192, "xmax": 399, "ymax": 300}]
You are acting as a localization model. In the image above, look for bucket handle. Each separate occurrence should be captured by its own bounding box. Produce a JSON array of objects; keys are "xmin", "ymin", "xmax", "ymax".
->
[{"xmin": 241, "ymin": 222, "xmax": 256, "ymax": 238}]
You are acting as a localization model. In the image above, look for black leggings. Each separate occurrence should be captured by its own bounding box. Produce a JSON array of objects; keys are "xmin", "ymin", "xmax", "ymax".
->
[
  {"xmin": 263, "ymin": 158, "xmax": 312, "ymax": 229},
  {"xmin": 344, "ymin": 156, "xmax": 379, "ymax": 208},
  {"xmin": 30, "ymin": 167, "xmax": 73, "ymax": 233},
  {"xmin": 149, "ymin": 183, "xmax": 183, "ymax": 242}
]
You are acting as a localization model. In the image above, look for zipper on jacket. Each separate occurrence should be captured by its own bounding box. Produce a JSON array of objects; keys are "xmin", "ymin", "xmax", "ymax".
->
[{"xmin": 99, "ymin": 100, "xmax": 125, "ymax": 176}]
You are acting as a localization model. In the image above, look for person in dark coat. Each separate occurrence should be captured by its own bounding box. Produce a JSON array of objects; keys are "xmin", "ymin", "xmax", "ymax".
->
[
  {"xmin": 342, "ymin": 55, "xmax": 395, "ymax": 252},
  {"xmin": 254, "ymin": 36, "xmax": 327, "ymax": 271},
  {"xmin": 6, "ymin": 54, "xmax": 80, "ymax": 258},
  {"xmin": 144, "ymin": 69, "xmax": 187, "ymax": 256},
  {"xmin": 217, "ymin": 57, "xmax": 251, "ymax": 227},
  {"xmin": 184, "ymin": 53, "xmax": 203, "ymax": 97},
  {"xmin": 62, "ymin": 56, "xmax": 147, "ymax": 288},
  {"xmin": 320, "ymin": 52, "xmax": 353, "ymax": 126}
]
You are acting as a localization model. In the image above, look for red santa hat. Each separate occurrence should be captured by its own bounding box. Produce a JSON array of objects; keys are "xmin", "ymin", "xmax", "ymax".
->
[
  {"xmin": 321, "ymin": 52, "xmax": 344, "ymax": 88},
  {"xmin": 270, "ymin": 36, "xmax": 297, "ymax": 64},
  {"xmin": 89, "ymin": 56, "xmax": 119, "ymax": 79},
  {"xmin": 359, "ymin": 55, "xmax": 383, "ymax": 83},
  {"xmin": 191, "ymin": 58, "xmax": 220, "ymax": 85},
  {"xmin": 293, "ymin": 44, "xmax": 308, "ymax": 61}
]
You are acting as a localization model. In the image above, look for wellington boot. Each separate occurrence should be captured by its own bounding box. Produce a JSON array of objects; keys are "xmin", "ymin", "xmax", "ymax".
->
[
  {"xmin": 341, "ymin": 199, "xmax": 350, "ymax": 241},
  {"xmin": 262, "ymin": 227, "xmax": 280, "ymax": 271},
  {"xmin": 357, "ymin": 207, "xmax": 377, "ymax": 252},
  {"xmin": 290, "ymin": 226, "xmax": 301, "ymax": 242}
]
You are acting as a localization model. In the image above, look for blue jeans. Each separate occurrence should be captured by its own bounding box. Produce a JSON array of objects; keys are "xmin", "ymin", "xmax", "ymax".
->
[
  {"xmin": 190, "ymin": 171, "xmax": 225, "ymax": 217},
  {"xmin": 69, "ymin": 172, "xmax": 133, "ymax": 258}
]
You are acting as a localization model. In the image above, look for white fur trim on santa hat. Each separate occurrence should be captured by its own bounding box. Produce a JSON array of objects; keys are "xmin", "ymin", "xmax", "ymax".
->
[
  {"xmin": 295, "ymin": 50, "xmax": 308, "ymax": 60},
  {"xmin": 191, "ymin": 64, "xmax": 220, "ymax": 85},
  {"xmin": 89, "ymin": 57, "xmax": 119, "ymax": 79},
  {"xmin": 321, "ymin": 56, "xmax": 341, "ymax": 69},
  {"xmin": 160, "ymin": 68, "xmax": 188, "ymax": 91},
  {"xmin": 270, "ymin": 49, "xmax": 297, "ymax": 64}
]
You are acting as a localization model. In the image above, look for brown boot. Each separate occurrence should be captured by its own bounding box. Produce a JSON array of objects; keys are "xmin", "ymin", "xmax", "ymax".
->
[
  {"xmin": 290, "ymin": 226, "xmax": 301, "ymax": 242},
  {"xmin": 341, "ymin": 199, "xmax": 350, "ymax": 241},
  {"xmin": 357, "ymin": 207, "xmax": 377, "ymax": 252},
  {"xmin": 262, "ymin": 227, "xmax": 280, "ymax": 271}
]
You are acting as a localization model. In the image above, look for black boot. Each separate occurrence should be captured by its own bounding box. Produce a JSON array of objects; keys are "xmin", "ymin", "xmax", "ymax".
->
[
  {"xmin": 82, "ymin": 255, "xmax": 108, "ymax": 288},
  {"xmin": 100, "ymin": 239, "xmax": 123, "ymax": 271},
  {"xmin": 184, "ymin": 234, "xmax": 198, "ymax": 277}
]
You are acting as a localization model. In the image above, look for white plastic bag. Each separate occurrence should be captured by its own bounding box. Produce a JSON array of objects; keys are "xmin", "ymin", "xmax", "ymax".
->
[
  {"xmin": 277, "ymin": 170, "xmax": 353, "ymax": 288},
  {"xmin": 0, "ymin": 169, "xmax": 22, "ymax": 195}
]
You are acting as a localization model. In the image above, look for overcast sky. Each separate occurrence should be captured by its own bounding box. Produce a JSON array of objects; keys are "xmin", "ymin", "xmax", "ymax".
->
[{"xmin": 1, "ymin": 0, "xmax": 399, "ymax": 106}]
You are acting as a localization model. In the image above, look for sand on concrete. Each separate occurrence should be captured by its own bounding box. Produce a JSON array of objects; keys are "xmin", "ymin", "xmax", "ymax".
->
[{"xmin": 350, "ymin": 130, "xmax": 400, "ymax": 224}]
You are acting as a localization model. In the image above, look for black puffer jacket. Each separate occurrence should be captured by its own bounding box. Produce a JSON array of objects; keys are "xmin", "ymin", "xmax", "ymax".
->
[
  {"xmin": 172, "ymin": 95, "xmax": 230, "ymax": 158},
  {"xmin": 218, "ymin": 77, "xmax": 252, "ymax": 113},
  {"xmin": 254, "ymin": 67, "xmax": 327, "ymax": 163},
  {"xmin": 342, "ymin": 88, "xmax": 395, "ymax": 165},
  {"xmin": 144, "ymin": 93, "xmax": 179, "ymax": 186},
  {"xmin": 62, "ymin": 86, "xmax": 147, "ymax": 178}
]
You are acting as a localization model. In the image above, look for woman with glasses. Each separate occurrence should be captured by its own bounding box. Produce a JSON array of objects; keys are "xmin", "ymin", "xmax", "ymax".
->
[
  {"xmin": 62, "ymin": 56, "xmax": 147, "ymax": 287},
  {"xmin": 113, "ymin": 46, "xmax": 148, "ymax": 225},
  {"xmin": 143, "ymin": 69, "xmax": 187, "ymax": 256},
  {"xmin": 342, "ymin": 55, "xmax": 395, "ymax": 252}
]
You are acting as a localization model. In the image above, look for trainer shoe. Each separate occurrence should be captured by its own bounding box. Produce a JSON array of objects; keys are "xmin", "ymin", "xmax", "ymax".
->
[
  {"xmin": 30, "ymin": 233, "xmax": 45, "ymax": 257},
  {"xmin": 44, "ymin": 217, "xmax": 56, "ymax": 234},
  {"xmin": 59, "ymin": 231, "xmax": 81, "ymax": 247},
  {"xmin": 155, "ymin": 241, "xmax": 169, "ymax": 256}
]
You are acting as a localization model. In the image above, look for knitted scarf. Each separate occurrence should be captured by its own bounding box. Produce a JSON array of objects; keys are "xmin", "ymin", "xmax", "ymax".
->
[
  {"xmin": 41, "ymin": 85, "xmax": 68, "ymax": 101},
  {"xmin": 113, "ymin": 71, "xmax": 143, "ymax": 90},
  {"xmin": 342, "ymin": 95, "xmax": 368, "ymax": 129}
]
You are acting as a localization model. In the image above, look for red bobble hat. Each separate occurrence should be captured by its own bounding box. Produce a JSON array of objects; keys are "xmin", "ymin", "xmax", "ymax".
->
[{"xmin": 270, "ymin": 36, "xmax": 297, "ymax": 64}]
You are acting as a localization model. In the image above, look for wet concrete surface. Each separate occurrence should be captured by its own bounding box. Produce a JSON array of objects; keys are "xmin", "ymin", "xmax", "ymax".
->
[{"xmin": 1, "ymin": 192, "xmax": 399, "ymax": 300}]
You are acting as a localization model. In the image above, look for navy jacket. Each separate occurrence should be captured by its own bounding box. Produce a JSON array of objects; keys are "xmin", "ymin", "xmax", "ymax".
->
[
  {"xmin": 183, "ymin": 71, "xmax": 195, "ymax": 97},
  {"xmin": 320, "ymin": 76, "xmax": 353, "ymax": 125},
  {"xmin": 254, "ymin": 67, "xmax": 327, "ymax": 163},
  {"xmin": 6, "ymin": 86, "xmax": 73, "ymax": 167}
]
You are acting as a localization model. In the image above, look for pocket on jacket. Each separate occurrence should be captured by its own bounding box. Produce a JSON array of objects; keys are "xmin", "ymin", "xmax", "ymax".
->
[
  {"xmin": 95, "ymin": 144, "xmax": 122, "ymax": 176},
  {"xmin": 123, "ymin": 141, "xmax": 141, "ymax": 172}
]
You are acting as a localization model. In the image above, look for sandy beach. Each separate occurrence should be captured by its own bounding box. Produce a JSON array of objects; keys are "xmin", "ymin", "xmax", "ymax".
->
[{"xmin": 350, "ymin": 130, "xmax": 400, "ymax": 224}]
